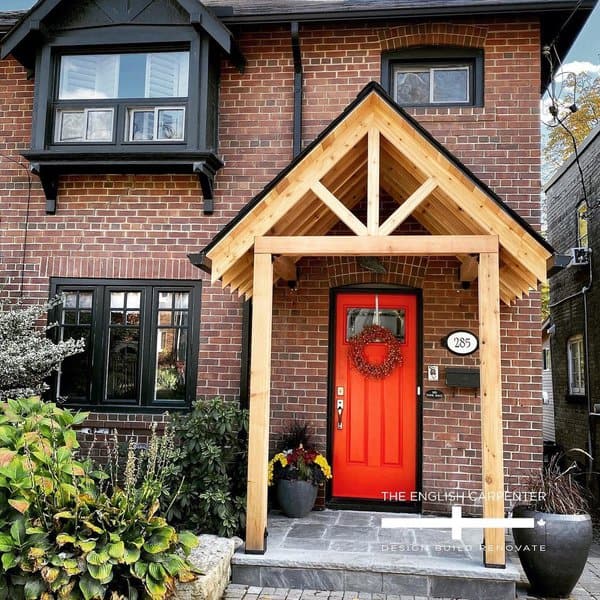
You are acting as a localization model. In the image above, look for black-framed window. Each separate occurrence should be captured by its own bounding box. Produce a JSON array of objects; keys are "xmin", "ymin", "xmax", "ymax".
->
[
  {"xmin": 50, "ymin": 278, "xmax": 201, "ymax": 411},
  {"xmin": 567, "ymin": 334, "xmax": 585, "ymax": 396},
  {"xmin": 52, "ymin": 49, "xmax": 190, "ymax": 146},
  {"xmin": 381, "ymin": 48, "xmax": 484, "ymax": 108}
]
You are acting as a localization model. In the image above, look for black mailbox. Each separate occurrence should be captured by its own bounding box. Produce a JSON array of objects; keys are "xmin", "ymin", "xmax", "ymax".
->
[{"xmin": 445, "ymin": 367, "xmax": 480, "ymax": 389}]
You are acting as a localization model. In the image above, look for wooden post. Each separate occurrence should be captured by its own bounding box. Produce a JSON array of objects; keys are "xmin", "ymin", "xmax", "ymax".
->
[
  {"xmin": 245, "ymin": 251, "xmax": 273, "ymax": 553},
  {"xmin": 367, "ymin": 127, "xmax": 380, "ymax": 235},
  {"xmin": 478, "ymin": 249, "xmax": 506, "ymax": 568}
]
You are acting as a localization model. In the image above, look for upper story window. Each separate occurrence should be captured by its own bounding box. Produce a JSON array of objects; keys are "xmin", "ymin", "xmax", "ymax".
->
[
  {"xmin": 577, "ymin": 202, "xmax": 588, "ymax": 248},
  {"xmin": 54, "ymin": 51, "xmax": 189, "ymax": 144},
  {"xmin": 382, "ymin": 48, "xmax": 484, "ymax": 108},
  {"xmin": 567, "ymin": 334, "xmax": 585, "ymax": 396}
]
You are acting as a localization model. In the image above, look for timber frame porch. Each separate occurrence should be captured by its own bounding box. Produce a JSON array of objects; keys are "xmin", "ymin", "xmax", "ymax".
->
[{"xmin": 190, "ymin": 82, "xmax": 554, "ymax": 568}]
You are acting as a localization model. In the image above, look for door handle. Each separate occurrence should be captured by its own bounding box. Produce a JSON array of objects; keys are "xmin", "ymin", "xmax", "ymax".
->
[{"xmin": 336, "ymin": 399, "xmax": 344, "ymax": 430}]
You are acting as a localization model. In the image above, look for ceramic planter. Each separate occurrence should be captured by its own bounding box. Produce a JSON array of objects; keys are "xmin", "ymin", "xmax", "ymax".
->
[
  {"xmin": 512, "ymin": 506, "xmax": 592, "ymax": 597},
  {"xmin": 276, "ymin": 479, "xmax": 318, "ymax": 518}
]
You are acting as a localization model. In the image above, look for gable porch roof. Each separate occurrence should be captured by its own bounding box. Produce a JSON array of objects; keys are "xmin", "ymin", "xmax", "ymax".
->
[{"xmin": 191, "ymin": 82, "xmax": 552, "ymax": 305}]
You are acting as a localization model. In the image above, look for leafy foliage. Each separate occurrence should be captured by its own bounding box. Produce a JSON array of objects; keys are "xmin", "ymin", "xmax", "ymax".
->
[
  {"xmin": 0, "ymin": 396, "xmax": 198, "ymax": 599},
  {"xmin": 275, "ymin": 420, "xmax": 313, "ymax": 452},
  {"xmin": 544, "ymin": 71, "xmax": 600, "ymax": 172},
  {"xmin": 0, "ymin": 297, "xmax": 85, "ymax": 401},
  {"xmin": 163, "ymin": 397, "xmax": 248, "ymax": 538}
]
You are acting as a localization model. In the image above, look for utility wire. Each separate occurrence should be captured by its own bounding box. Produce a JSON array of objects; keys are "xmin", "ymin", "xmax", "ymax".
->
[{"xmin": 0, "ymin": 151, "xmax": 32, "ymax": 299}]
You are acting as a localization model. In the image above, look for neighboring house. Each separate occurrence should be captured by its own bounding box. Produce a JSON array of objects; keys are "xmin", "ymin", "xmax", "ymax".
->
[
  {"xmin": 545, "ymin": 125, "xmax": 600, "ymax": 461},
  {"xmin": 542, "ymin": 318, "xmax": 556, "ymax": 445},
  {"xmin": 0, "ymin": 0, "xmax": 594, "ymax": 570}
]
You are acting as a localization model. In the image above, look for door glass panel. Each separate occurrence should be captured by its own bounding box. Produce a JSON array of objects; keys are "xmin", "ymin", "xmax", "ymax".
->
[
  {"xmin": 106, "ymin": 291, "xmax": 141, "ymax": 402},
  {"xmin": 155, "ymin": 291, "xmax": 189, "ymax": 401},
  {"xmin": 346, "ymin": 307, "xmax": 405, "ymax": 341}
]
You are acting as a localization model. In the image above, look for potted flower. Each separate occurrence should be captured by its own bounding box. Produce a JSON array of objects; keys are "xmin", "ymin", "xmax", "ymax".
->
[
  {"xmin": 268, "ymin": 445, "xmax": 332, "ymax": 518},
  {"xmin": 512, "ymin": 450, "xmax": 592, "ymax": 598}
]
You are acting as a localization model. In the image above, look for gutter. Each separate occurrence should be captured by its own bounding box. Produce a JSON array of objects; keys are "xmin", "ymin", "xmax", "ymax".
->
[
  {"xmin": 209, "ymin": 2, "xmax": 596, "ymax": 25},
  {"xmin": 291, "ymin": 22, "xmax": 303, "ymax": 159}
]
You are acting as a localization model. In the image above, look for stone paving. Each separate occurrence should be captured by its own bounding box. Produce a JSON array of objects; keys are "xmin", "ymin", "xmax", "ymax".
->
[
  {"xmin": 227, "ymin": 510, "xmax": 600, "ymax": 600},
  {"xmin": 231, "ymin": 510, "xmax": 518, "ymax": 599}
]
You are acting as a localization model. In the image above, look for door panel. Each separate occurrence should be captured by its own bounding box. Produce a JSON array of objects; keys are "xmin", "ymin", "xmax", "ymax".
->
[{"xmin": 332, "ymin": 292, "xmax": 418, "ymax": 500}]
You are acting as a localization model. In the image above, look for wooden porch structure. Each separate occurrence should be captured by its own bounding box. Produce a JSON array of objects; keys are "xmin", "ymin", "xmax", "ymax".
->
[{"xmin": 193, "ymin": 83, "xmax": 553, "ymax": 568}]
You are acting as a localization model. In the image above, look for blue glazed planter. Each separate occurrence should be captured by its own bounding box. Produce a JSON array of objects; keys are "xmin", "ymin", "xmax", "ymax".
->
[{"xmin": 277, "ymin": 479, "xmax": 318, "ymax": 518}]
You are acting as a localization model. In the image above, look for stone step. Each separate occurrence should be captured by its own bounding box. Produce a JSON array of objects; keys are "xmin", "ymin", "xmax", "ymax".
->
[{"xmin": 231, "ymin": 549, "xmax": 519, "ymax": 600}]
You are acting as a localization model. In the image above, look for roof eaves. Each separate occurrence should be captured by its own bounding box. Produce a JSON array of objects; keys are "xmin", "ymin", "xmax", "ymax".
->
[{"xmin": 208, "ymin": 1, "xmax": 595, "ymax": 24}]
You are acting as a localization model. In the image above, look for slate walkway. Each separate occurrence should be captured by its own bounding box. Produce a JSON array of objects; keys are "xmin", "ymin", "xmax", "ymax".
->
[{"xmin": 226, "ymin": 510, "xmax": 600, "ymax": 600}]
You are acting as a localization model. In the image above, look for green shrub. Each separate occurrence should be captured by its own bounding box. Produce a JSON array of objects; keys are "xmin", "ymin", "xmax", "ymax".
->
[
  {"xmin": 0, "ymin": 396, "xmax": 198, "ymax": 600},
  {"xmin": 163, "ymin": 397, "xmax": 248, "ymax": 538}
]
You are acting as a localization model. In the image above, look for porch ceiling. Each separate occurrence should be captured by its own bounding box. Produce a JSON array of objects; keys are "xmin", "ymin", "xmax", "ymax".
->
[{"xmin": 194, "ymin": 82, "xmax": 552, "ymax": 305}]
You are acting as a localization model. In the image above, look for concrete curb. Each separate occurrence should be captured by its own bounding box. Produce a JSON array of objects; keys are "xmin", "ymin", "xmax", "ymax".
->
[{"xmin": 174, "ymin": 534, "xmax": 241, "ymax": 600}]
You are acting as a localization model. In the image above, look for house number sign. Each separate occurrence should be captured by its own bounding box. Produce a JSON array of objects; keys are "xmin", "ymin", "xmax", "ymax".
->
[{"xmin": 444, "ymin": 330, "xmax": 478, "ymax": 356}]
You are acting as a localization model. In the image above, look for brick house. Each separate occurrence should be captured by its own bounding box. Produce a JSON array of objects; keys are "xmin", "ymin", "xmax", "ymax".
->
[
  {"xmin": 0, "ymin": 0, "xmax": 594, "ymax": 570},
  {"xmin": 545, "ymin": 125, "xmax": 600, "ymax": 462}
]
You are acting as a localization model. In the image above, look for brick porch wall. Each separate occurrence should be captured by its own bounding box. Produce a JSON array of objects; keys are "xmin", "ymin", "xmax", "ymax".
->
[{"xmin": 0, "ymin": 17, "xmax": 542, "ymax": 513}]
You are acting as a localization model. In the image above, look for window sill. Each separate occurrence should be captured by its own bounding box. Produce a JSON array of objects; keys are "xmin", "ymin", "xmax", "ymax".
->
[
  {"xmin": 23, "ymin": 149, "xmax": 223, "ymax": 215},
  {"xmin": 61, "ymin": 402, "xmax": 190, "ymax": 414}
]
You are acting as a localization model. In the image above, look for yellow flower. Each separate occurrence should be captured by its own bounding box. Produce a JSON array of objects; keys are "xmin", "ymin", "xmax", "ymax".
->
[
  {"xmin": 314, "ymin": 454, "xmax": 332, "ymax": 479},
  {"xmin": 267, "ymin": 452, "xmax": 289, "ymax": 485}
]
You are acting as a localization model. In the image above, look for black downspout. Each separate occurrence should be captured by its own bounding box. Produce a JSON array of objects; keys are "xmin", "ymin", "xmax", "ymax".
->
[
  {"xmin": 583, "ymin": 255, "xmax": 594, "ymax": 474},
  {"xmin": 291, "ymin": 21, "xmax": 303, "ymax": 158}
]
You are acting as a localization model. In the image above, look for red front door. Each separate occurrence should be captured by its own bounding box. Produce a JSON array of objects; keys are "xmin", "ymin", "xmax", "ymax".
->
[{"xmin": 332, "ymin": 291, "xmax": 418, "ymax": 500}]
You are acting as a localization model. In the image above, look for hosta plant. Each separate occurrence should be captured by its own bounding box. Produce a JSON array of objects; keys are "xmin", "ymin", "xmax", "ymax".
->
[{"xmin": 0, "ymin": 396, "xmax": 198, "ymax": 600}]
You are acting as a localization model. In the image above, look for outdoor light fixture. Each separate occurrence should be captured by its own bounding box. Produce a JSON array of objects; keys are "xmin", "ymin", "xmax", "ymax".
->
[{"xmin": 357, "ymin": 256, "xmax": 387, "ymax": 274}]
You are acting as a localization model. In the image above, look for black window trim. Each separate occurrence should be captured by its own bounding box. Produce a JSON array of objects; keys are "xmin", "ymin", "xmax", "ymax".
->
[
  {"xmin": 49, "ymin": 277, "xmax": 202, "ymax": 413},
  {"xmin": 381, "ymin": 47, "xmax": 484, "ymax": 108}
]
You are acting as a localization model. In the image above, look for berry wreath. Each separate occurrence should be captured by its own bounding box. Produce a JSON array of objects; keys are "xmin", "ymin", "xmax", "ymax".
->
[{"xmin": 349, "ymin": 324, "xmax": 403, "ymax": 379}]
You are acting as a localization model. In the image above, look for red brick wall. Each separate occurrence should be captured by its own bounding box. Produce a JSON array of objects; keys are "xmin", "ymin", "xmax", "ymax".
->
[{"xmin": 0, "ymin": 17, "xmax": 543, "ymax": 513}]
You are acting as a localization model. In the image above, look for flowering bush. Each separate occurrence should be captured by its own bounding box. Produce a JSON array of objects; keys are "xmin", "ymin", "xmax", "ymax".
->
[
  {"xmin": 0, "ymin": 297, "xmax": 85, "ymax": 401},
  {"xmin": 268, "ymin": 445, "xmax": 332, "ymax": 486}
]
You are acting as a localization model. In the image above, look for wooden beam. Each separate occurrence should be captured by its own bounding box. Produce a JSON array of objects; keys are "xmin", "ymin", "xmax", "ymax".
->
[
  {"xmin": 245, "ymin": 252, "xmax": 273, "ymax": 553},
  {"xmin": 379, "ymin": 177, "xmax": 438, "ymax": 236},
  {"xmin": 311, "ymin": 181, "xmax": 368, "ymax": 236},
  {"xmin": 367, "ymin": 127, "xmax": 380, "ymax": 234},
  {"xmin": 273, "ymin": 255, "xmax": 297, "ymax": 281},
  {"xmin": 255, "ymin": 235, "xmax": 499, "ymax": 256},
  {"xmin": 460, "ymin": 255, "xmax": 479, "ymax": 283},
  {"xmin": 478, "ymin": 249, "xmax": 506, "ymax": 568}
]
